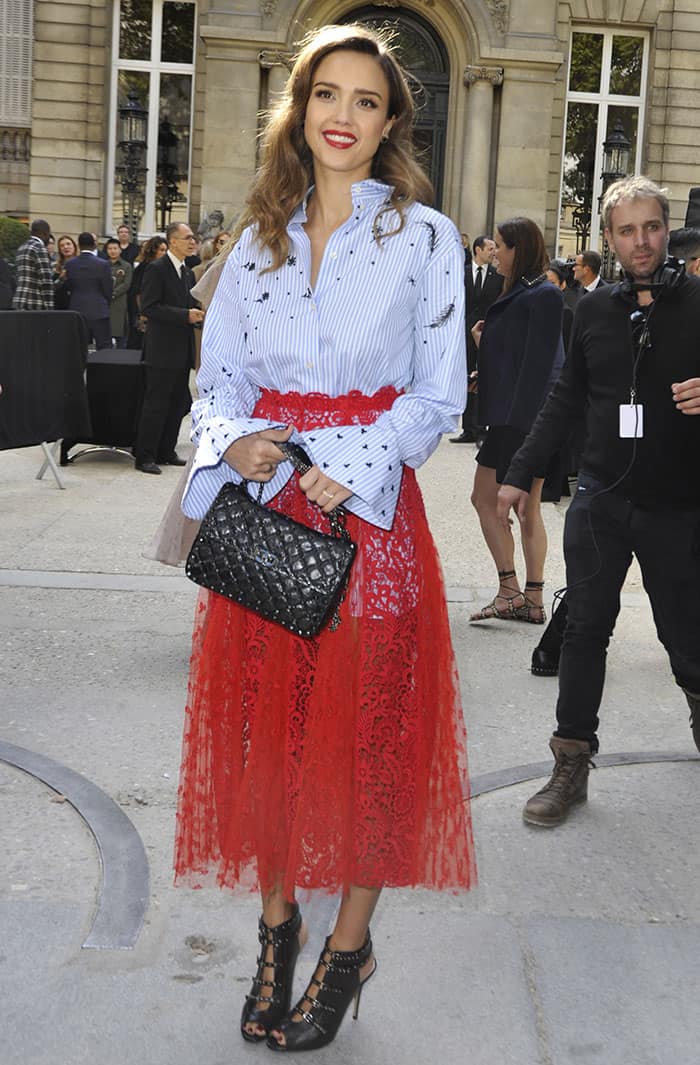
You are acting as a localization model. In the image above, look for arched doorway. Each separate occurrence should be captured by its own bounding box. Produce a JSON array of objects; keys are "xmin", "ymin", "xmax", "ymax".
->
[{"xmin": 340, "ymin": 7, "xmax": 450, "ymax": 208}]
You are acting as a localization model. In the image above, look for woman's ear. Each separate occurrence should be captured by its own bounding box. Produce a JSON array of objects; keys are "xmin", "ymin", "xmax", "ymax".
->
[{"xmin": 382, "ymin": 117, "xmax": 396, "ymax": 141}]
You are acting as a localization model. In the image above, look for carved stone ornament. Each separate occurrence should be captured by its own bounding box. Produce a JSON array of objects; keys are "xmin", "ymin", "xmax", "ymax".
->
[
  {"xmin": 259, "ymin": 49, "xmax": 295, "ymax": 71},
  {"xmin": 260, "ymin": 0, "xmax": 277, "ymax": 15},
  {"xmin": 464, "ymin": 65, "xmax": 504, "ymax": 87},
  {"xmin": 370, "ymin": 0, "xmax": 401, "ymax": 7},
  {"xmin": 485, "ymin": 0, "xmax": 509, "ymax": 34}
]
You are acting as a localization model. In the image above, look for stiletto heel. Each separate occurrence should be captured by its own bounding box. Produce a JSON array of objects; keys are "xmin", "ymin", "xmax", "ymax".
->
[
  {"xmin": 266, "ymin": 931, "xmax": 375, "ymax": 1052},
  {"xmin": 351, "ymin": 960, "xmax": 376, "ymax": 1020},
  {"xmin": 240, "ymin": 903, "xmax": 303, "ymax": 1043}
]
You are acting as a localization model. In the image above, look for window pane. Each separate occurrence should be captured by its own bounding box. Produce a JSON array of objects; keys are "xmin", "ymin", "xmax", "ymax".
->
[
  {"xmin": 156, "ymin": 73, "xmax": 192, "ymax": 229},
  {"xmin": 161, "ymin": 2, "xmax": 195, "ymax": 64},
  {"xmin": 569, "ymin": 32, "xmax": 603, "ymax": 93},
  {"xmin": 119, "ymin": 0, "xmax": 152, "ymax": 61},
  {"xmin": 559, "ymin": 101, "xmax": 599, "ymax": 258},
  {"xmin": 609, "ymin": 36, "xmax": 643, "ymax": 96},
  {"xmin": 113, "ymin": 71, "xmax": 150, "ymax": 233}
]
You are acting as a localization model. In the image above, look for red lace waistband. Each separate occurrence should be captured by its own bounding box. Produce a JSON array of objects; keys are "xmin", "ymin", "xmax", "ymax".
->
[{"xmin": 255, "ymin": 386, "xmax": 400, "ymax": 428}]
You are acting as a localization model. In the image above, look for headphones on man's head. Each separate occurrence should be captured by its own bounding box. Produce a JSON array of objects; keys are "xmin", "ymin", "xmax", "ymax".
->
[{"xmin": 616, "ymin": 255, "xmax": 686, "ymax": 298}]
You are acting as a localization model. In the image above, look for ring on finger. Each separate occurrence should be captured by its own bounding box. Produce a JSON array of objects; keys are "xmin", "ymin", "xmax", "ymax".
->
[{"xmin": 321, "ymin": 488, "xmax": 336, "ymax": 500}]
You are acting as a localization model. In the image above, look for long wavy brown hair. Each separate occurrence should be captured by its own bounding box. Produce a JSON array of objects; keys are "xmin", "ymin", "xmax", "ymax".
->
[{"xmin": 235, "ymin": 23, "xmax": 433, "ymax": 271}]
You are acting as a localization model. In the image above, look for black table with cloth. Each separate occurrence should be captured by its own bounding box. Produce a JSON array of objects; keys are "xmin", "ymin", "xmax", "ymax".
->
[
  {"xmin": 78, "ymin": 348, "xmax": 145, "ymax": 452},
  {"xmin": 0, "ymin": 311, "xmax": 91, "ymax": 450}
]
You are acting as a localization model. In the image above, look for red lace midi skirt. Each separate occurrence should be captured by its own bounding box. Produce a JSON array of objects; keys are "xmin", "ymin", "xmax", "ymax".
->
[{"xmin": 174, "ymin": 387, "xmax": 476, "ymax": 899}]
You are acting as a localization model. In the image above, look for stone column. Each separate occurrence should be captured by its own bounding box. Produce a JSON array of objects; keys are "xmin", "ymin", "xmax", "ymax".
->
[{"xmin": 460, "ymin": 65, "xmax": 504, "ymax": 238}]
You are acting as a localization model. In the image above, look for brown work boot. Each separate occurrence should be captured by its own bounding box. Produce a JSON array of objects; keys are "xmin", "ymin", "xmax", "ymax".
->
[
  {"xmin": 684, "ymin": 690, "xmax": 700, "ymax": 753},
  {"xmin": 523, "ymin": 736, "xmax": 594, "ymax": 827}
]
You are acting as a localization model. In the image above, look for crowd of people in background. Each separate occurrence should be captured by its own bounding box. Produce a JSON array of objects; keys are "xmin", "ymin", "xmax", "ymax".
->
[{"xmin": 2, "ymin": 218, "xmax": 229, "ymax": 351}]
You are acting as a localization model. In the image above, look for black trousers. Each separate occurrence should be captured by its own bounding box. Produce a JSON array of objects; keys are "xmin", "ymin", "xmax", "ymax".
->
[
  {"xmin": 555, "ymin": 475, "xmax": 700, "ymax": 750},
  {"xmin": 461, "ymin": 341, "xmax": 479, "ymax": 434},
  {"xmin": 86, "ymin": 317, "xmax": 112, "ymax": 350},
  {"xmin": 135, "ymin": 364, "xmax": 191, "ymax": 464}
]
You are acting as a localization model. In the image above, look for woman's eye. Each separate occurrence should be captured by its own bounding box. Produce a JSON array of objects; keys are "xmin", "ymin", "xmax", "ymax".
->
[
  {"xmin": 315, "ymin": 89, "xmax": 333, "ymax": 99},
  {"xmin": 358, "ymin": 98, "xmax": 377, "ymax": 109}
]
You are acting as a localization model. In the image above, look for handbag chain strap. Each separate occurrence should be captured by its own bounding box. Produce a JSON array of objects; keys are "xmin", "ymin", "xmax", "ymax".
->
[{"xmin": 250, "ymin": 441, "xmax": 352, "ymax": 542}]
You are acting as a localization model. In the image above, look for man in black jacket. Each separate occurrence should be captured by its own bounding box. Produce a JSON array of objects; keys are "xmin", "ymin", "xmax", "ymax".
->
[
  {"xmin": 497, "ymin": 175, "xmax": 700, "ymax": 827},
  {"xmin": 451, "ymin": 235, "xmax": 503, "ymax": 443},
  {"xmin": 134, "ymin": 222, "xmax": 205, "ymax": 474},
  {"xmin": 64, "ymin": 232, "xmax": 113, "ymax": 349}
]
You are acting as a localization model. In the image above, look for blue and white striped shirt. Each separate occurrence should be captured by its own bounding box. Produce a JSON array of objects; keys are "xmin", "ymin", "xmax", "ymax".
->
[{"xmin": 182, "ymin": 179, "xmax": 466, "ymax": 530}]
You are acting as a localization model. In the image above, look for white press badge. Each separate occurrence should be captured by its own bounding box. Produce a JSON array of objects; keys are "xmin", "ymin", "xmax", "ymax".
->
[{"xmin": 619, "ymin": 404, "xmax": 644, "ymax": 438}]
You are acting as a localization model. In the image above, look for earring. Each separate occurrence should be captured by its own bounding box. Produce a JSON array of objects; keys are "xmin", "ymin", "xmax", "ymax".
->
[{"xmin": 380, "ymin": 134, "xmax": 389, "ymax": 144}]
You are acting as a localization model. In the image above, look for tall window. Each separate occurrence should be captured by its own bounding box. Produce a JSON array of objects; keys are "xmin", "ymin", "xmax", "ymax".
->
[
  {"xmin": 558, "ymin": 28, "xmax": 648, "ymax": 258},
  {"xmin": 0, "ymin": 0, "xmax": 33, "ymax": 126},
  {"xmin": 107, "ymin": 0, "xmax": 196, "ymax": 236}
]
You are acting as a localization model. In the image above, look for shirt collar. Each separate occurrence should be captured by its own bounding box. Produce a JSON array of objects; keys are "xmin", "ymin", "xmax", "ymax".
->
[
  {"xmin": 168, "ymin": 249, "xmax": 184, "ymax": 274},
  {"xmin": 584, "ymin": 277, "xmax": 599, "ymax": 291},
  {"xmin": 288, "ymin": 179, "xmax": 394, "ymax": 228}
]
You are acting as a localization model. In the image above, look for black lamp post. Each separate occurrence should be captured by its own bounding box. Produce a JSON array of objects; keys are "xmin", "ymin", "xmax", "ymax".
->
[
  {"xmin": 600, "ymin": 118, "xmax": 632, "ymax": 277},
  {"xmin": 156, "ymin": 118, "xmax": 186, "ymax": 231},
  {"xmin": 116, "ymin": 90, "xmax": 148, "ymax": 239},
  {"xmin": 601, "ymin": 119, "xmax": 632, "ymax": 192}
]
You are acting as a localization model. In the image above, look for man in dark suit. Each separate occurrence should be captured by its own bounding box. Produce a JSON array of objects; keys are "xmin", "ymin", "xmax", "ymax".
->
[
  {"xmin": 134, "ymin": 221, "xmax": 205, "ymax": 474},
  {"xmin": 573, "ymin": 249, "xmax": 608, "ymax": 297},
  {"xmin": 64, "ymin": 232, "xmax": 113, "ymax": 349},
  {"xmin": 451, "ymin": 234, "xmax": 504, "ymax": 443}
]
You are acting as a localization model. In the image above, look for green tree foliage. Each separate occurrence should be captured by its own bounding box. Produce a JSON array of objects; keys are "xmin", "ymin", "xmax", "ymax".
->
[{"xmin": 0, "ymin": 216, "xmax": 30, "ymax": 264}]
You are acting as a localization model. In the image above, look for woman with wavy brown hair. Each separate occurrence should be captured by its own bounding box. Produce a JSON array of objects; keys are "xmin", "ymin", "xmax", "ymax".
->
[
  {"xmin": 174, "ymin": 23, "xmax": 476, "ymax": 1053},
  {"xmin": 469, "ymin": 217, "xmax": 565, "ymax": 625}
]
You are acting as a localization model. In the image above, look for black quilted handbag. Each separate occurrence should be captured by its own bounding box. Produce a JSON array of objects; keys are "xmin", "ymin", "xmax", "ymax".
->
[{"xmin": 185, "ymin": 443, "xmax": 357, "ymax": 637}]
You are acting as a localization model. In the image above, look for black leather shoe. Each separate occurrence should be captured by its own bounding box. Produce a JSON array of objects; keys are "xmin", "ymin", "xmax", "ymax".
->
[
  {"xmin": 531, "ymin": 646, "xmax": 559, "ymax": 676},
  {"xmin": 449, "ymin": 431, "xmax": 477, "ymax": 443},
  {"xmin": 135, "ymin": 461, "xmax": 162, "ymax": 475},
  {"xmin": 159, "ymin": 453, "xmax": 187, "ymax": 466}
]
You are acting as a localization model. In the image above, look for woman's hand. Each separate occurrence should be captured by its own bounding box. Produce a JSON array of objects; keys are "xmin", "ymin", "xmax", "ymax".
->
[
  {"xmin": 223, "ymin": 426, "xmax": 294, "ymax": 481},
  {"xmin": 471, "ymin": 319, "xmax": 485, "ymax": 348},
  {"xmin": 299, "ymin": 466, "xmax": 352, "ymax": 514}
]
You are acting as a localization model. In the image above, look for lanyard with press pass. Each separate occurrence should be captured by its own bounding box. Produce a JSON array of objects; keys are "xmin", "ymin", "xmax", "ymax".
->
[{"xmin": 619, "ymin": 387, "xmax": 644, "ymax": 438}]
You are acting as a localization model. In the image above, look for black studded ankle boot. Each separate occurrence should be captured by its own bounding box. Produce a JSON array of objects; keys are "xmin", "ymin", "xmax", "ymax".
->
[
  {"xmin": 266, "ymin": 931, "xmax": 376, "ymax": 1053},
  {"xmin": 240, "ymin": 903, "xmax": 303, "ymax": 1043}
]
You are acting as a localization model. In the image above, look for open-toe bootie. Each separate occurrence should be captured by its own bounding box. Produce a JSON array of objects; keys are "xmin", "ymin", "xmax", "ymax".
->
[
  {"xmin": 266, "ymin": 931, "xmax": 376, "ymax": 1053},
  {"xmin": 240, "ymin": 903, "xmax": 303, "ymax": 1043}
]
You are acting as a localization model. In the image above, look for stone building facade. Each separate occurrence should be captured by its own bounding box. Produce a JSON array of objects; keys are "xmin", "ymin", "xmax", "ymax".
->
[{"xmin": 1, "ymin": 0, "xmax": 699, "ymax": 257}]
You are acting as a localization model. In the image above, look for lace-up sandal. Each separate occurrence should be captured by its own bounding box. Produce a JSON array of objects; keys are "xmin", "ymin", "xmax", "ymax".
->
[
  {"xmin": 470, "ymin": 569, "xmax": 523, "ymax": 622},
  {"xmin": 240, "ymin": 903, "xmax": 303, "ymax": 1043},
  {"xmin": 266, "ymin": 932, "xmax": 376, "ymax": 1053},
  {"xmin": 512, "ymin": 580, "xmax": 547, "ymax": 624}
]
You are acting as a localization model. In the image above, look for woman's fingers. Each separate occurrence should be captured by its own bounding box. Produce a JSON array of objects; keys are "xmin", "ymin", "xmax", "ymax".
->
[{"xmin": 298, "ymin": 466, "xmax": 351, "ymax": 511}]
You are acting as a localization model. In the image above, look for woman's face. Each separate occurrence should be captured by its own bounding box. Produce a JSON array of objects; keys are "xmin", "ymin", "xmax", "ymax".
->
[
  {"xmin": 58, "ymin": 238, "xmax": 75, "ymax": 259},
  {"xmin": 303, "ymin": 49, "xmax": 394, "ymax": 185},
  {"xmin": 214, "ymin": 232, "xmax": 230, "ymax": 252},
  {"xmin": 155, "ymin": 242, "xmax": 167, "ymax": 259},
  {"xmin": 545, "ymin": 269, "xmax": 564, "ymax": 289},
  {"xmin": 493, "ymin": 231, "xmax": 516, "ymax": 279}
]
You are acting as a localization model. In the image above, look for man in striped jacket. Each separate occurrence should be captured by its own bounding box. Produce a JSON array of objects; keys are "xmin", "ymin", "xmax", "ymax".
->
[{"xmin": 12, "ymin": 219, "xmax": 54, "ymax": 311}]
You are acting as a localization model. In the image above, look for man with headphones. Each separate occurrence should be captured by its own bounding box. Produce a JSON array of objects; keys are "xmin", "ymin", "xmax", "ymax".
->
[{"xmin": 496, "ymin": 175, "xmax": 700, "ymax": 827}]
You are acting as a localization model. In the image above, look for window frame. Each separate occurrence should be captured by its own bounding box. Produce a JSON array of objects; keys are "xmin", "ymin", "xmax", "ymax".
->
[
  {"xmin": 557, "ymin": 26, "xmax": 650, "ymax": 256},
  {"xmin": 105, "ymin": 0, "xmax": 197, "ymax": 237},
  {"xmin": 0, "ymin": 0, "xmax": 33, "ymax": 127}
]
